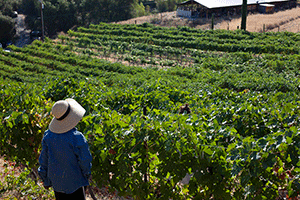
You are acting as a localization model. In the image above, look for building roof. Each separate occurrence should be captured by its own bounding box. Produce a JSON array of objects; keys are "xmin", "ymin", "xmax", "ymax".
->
[{"xmin": 179, "ymin": 0, "xmax": 290, "ymax": 9}]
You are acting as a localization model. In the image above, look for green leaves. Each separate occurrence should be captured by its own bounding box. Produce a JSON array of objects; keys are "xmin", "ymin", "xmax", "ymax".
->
[
  {"xmin": 0, "ymin": 81, "xmax": 52, "ymax": 169},
  {"xmin": 1, "ymin": 22, "xmax": 300, "ymax": 199},
  {"xmin": 1, "ymin": 73, "xmax": 300, "ymax": 199}
]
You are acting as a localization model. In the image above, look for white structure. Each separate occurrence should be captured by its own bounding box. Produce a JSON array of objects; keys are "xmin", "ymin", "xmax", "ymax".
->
[
  {"xmin": 177, "ymin": 0, "xmax": 295, "ymax": 18},
  {"xmin": 178, "ymin": 0, "xmax": 290, "ymax": 9}
]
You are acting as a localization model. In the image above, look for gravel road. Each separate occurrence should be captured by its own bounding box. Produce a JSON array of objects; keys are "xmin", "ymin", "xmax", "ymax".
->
[{"xmin": 14, "ymin": 14, "xmax": 31, "ymax": 47}]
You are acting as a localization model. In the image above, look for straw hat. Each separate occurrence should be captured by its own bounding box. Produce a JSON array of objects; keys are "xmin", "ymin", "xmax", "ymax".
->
[{"xmin": 49, "ymin": 98, "xmax": 86, "ymax": 134}]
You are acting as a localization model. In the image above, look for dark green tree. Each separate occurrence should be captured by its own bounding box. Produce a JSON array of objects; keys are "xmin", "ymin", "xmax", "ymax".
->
[
  {"xmin": 23, "ymin": 0, "xmax": 148, "ymax": 37},
  {"xmin": 0, "ymin": 14, "xmax": 15, "ymax": 44},
  {"xmin": 24, "ymin": 0, "xmax": 79, "ymax": 37},
  {"xmin": 241, "ymin": 0, "xmax": 247, "ymax": 31},
  {"xmin": 0, "ymin": 0, "xmax": 21, "ymax": 16},
  {"xmin": 81, "ymin": 0, "xmax": 135, "ymax": 23},
  {"xmin": 47, "ymin": 0, "xmax": 77, "ymax": 35},
  {"xmin": 113, "ymin": 0, "xmax": 135, "ymax": 22},
  {"xmin": 156, "ymin": 0, "xmax": 181, "ymax": 12},
  {"xmin": 21, "ymin": 0, "xmax": 41, "ymax": 31}
]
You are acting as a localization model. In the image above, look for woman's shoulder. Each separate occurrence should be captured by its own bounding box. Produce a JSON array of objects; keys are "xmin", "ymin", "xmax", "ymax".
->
[
  {"xmin": 71, "ymin": 128, "xmax": 87, "ymax": 144},
  {"xmin": 71, "ymin": 128, "xmax": 84, "ymax": 137},
  {"xmin": 43, "ymin": 129, "xmax": 52, "ymax": 139}
]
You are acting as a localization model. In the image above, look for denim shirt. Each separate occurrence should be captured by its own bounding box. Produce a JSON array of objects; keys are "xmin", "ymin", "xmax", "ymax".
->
[{"xmin": 38, "ymin": 128, "xmax": 92, "ymax": 194}]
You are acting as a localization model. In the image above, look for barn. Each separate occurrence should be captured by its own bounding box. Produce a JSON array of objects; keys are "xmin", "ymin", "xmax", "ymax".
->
[{"xmin": 177, "ymin": 0, "xmax": 297, "ymax": 18}]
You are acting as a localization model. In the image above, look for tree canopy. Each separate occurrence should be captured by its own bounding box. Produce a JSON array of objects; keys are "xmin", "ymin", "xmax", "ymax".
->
[
  {"xmin": 0, "ymin": 0, "xmax": 21, "ymax": 16},
  {"xmin": 22, "ymin": 0, "xmax": 138, "ymax": 37},
  {"xmin": 0, "ymin": 0, "xmax": 184, "ymax": 39},
  {"xmin": 0, "ymin": 14, "xmax": 15, "ymax": 44},
  {"xmin": 0, "ymin": 0, "xmax": 21, "ymax": 45}
]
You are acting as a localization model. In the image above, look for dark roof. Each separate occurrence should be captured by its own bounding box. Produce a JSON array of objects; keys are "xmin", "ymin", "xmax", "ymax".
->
[{"xmin": 178, "ymin": 0, "xmax": 290, "ymax": 9}]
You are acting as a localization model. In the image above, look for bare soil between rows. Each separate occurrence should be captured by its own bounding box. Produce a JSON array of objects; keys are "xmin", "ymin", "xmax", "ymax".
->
[{"xmin": 0, "ymin": 156, "xmax": 128, "ymax": 200}]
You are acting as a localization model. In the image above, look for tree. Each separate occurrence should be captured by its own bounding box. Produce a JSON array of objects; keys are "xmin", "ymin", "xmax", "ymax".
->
[
  {"xmin": 81, "ymin": 0, "xmax": 135, "ymax": 23},
  {"xmin": 241, "ymin": 0, "xmax": 247, "ymax": 31},
  {"xmin": 21, "ymin": 0, "xmax": 40, "ymax": 31},
  {"xmin": 156, "ymin": 0, "xmax": 181, "ymax": 12},
  {"xmin": 131, "ymin": 0, "xmax": 147, "ymax": 18},
  {"xmin": 24, "ymin": 0, "xmax": 78, "ymax": 37},
  {"xmin": 23, "ymin": 0, "xmax": 143, "ymax": 37},
  {"xmin": 0, "ymin": 14, "xmax": 15, "ymax": 44},
  {"xmin": 110, "ymin": 0, "xmax": 135, "ymax": 22},
  {"xmin": 0, "ymin": 0, "xmax": 21, "ymax": 16}
]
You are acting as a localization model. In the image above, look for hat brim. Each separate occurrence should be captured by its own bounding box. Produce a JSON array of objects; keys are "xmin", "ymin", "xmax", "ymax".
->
[{"xmin": 49, "ymin": 98, "xmax": 86, "ymax": 134}]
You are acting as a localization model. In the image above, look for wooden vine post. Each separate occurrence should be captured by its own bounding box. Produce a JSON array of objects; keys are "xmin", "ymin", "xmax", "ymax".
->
[{"xmin": 142, "ymin": 106, "xmax": 148, "ymax": 183}]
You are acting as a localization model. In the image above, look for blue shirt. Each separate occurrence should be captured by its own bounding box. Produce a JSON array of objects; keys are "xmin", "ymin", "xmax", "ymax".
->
[{"xmin": 38, "ymin": 128, "xmax": 92, "ymax": 194}]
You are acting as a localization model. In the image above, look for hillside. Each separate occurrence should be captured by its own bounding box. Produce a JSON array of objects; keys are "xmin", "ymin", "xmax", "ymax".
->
[
  {"xmin": 1, "ymin": 21, "xmax": 300, "ymax": 199},
  {"xmin": 117, "ymin": 7, "xmax": 300, "ymax": 33}
]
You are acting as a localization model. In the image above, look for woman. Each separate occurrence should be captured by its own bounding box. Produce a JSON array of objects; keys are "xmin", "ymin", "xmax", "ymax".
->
[{"xmin": 38, "ymin": 98, "xmax": 93, "ymax": 200}]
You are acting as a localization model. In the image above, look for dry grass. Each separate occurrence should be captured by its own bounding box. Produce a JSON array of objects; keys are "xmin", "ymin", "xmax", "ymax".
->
[
  {"xmin": 218, "ymin": 7, "xmax": 300, "ymax": 32},
  {"xmin": 117, "ymin": 6, "xmax": 300, "ymax": 33}
]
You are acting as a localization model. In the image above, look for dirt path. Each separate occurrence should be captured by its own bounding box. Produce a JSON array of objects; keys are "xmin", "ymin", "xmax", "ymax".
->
[
  {"xmin": 14, "ymin": 14, "xmax": 31, "ymax": 47},
  {"xmin": 0, "ymin": 156, "xmax": 128, "ymax": 200}
]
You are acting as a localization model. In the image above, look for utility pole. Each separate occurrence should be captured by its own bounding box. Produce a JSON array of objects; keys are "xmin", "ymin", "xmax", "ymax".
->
[
  {"xmin": 241, "ymin": 0, "xmax": 247, "ymax": 31},
  {"xmin": 39, "ymin": 0, "xmax": 45, "ymax": 41},
  {"xmin": 211, "ymin": 13, "xmax": 214, "ymax": 30}
]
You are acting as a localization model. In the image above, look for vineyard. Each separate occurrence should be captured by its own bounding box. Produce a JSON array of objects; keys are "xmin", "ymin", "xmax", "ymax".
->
[{"xmin": 1, "ymin": 22, "xmax": 300, "ymax": 199}]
